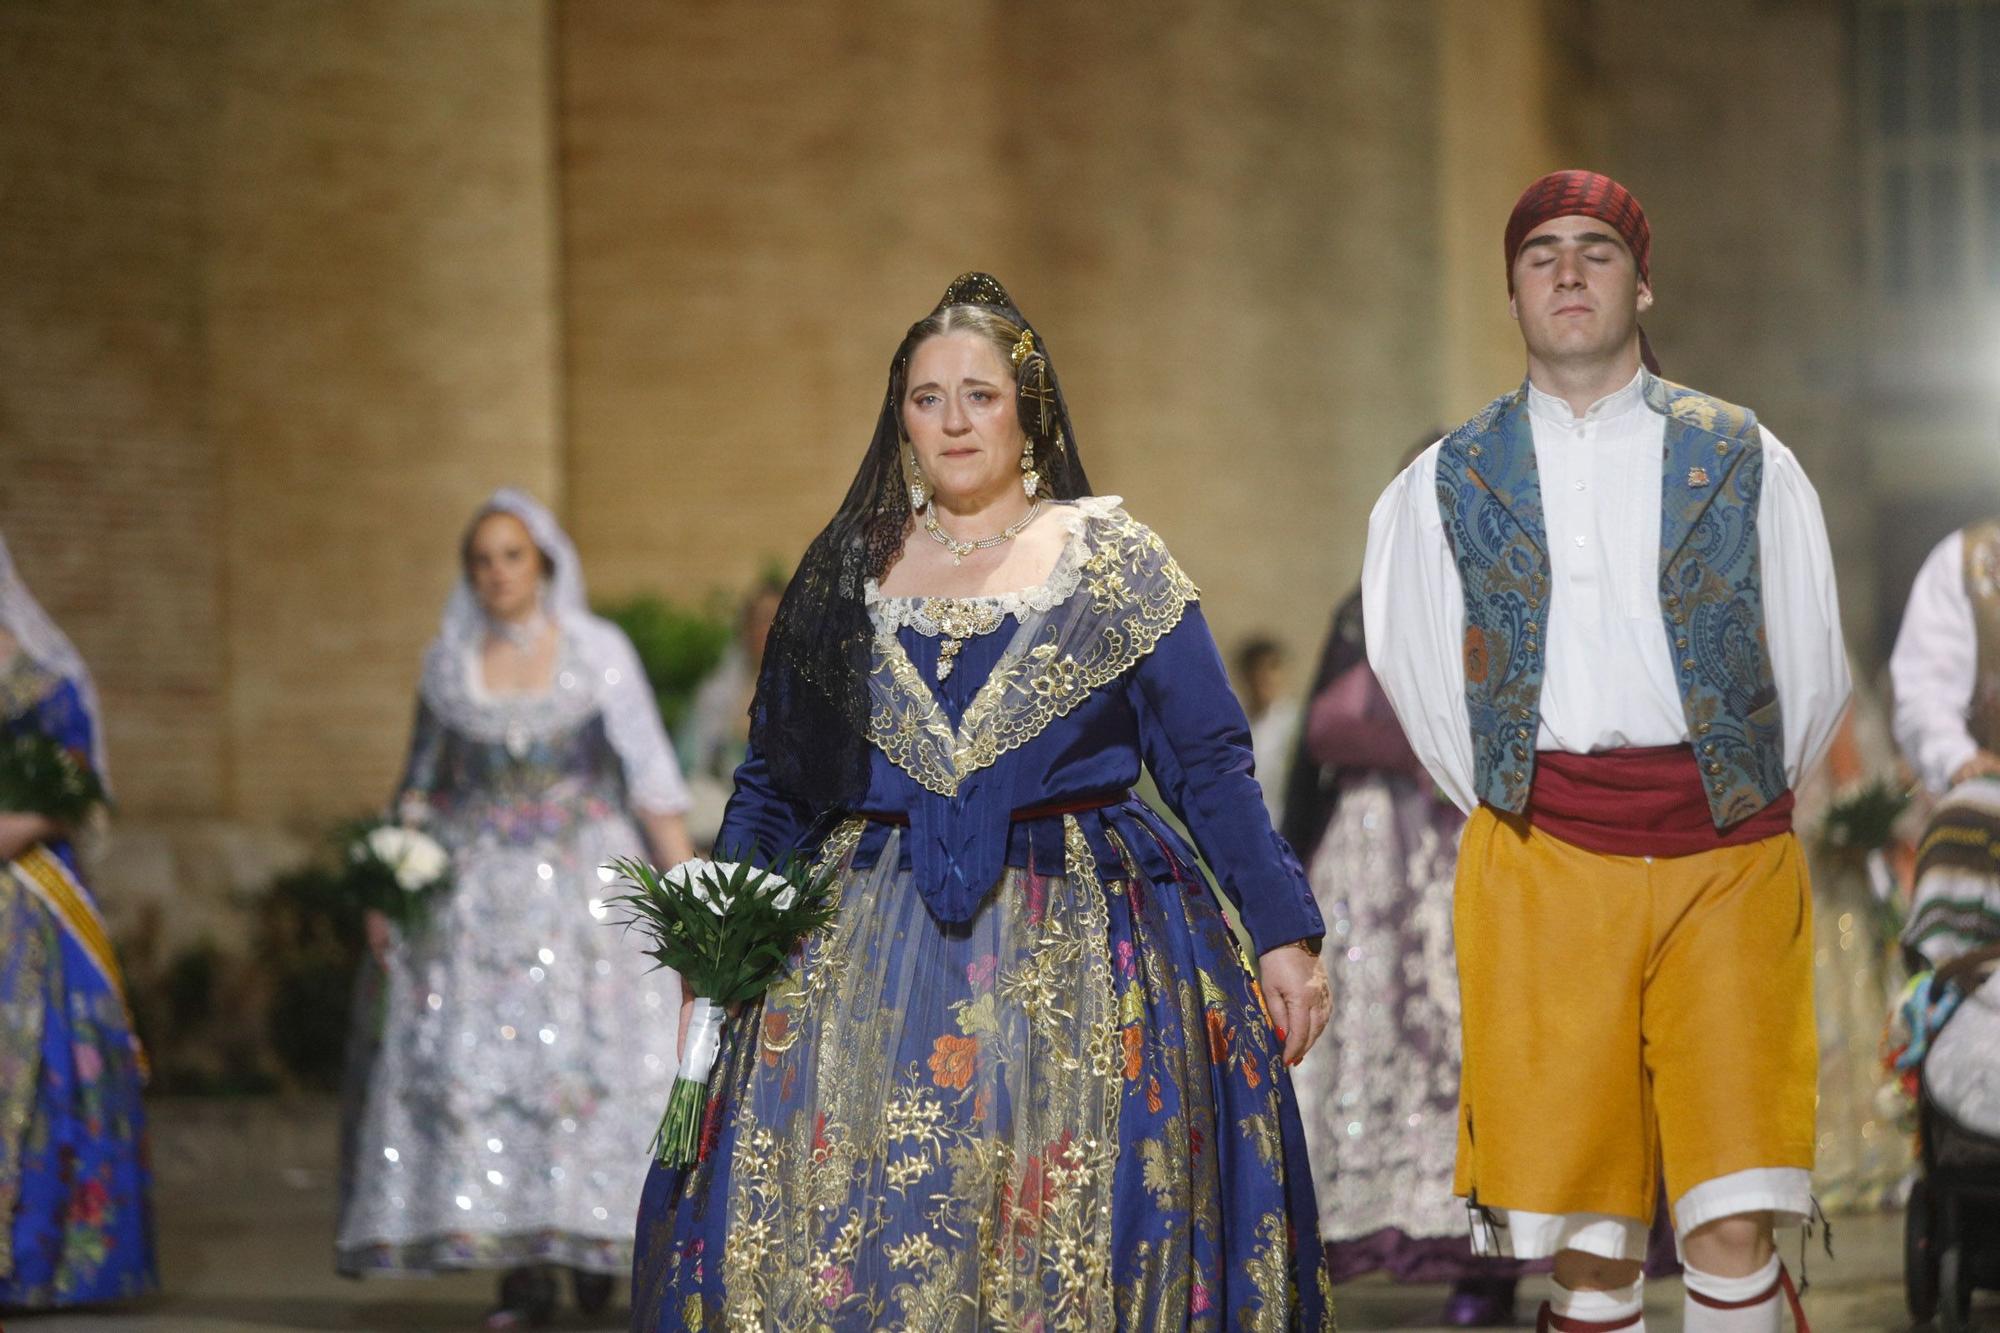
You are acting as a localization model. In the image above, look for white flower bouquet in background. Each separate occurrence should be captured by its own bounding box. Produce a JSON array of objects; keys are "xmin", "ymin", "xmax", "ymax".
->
[
  {"xmin": 605, "ymin": 854, "xmax": 838, "ymax": 1165},
  {"xmin": 337, "ymin": 818, "xmax": 453, "ymax": 929}
]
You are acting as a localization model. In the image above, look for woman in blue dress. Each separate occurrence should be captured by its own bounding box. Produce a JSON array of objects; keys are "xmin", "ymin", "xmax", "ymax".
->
[
  {"xmin": 0, "ymin": 532, "xmax": 156, "ymax": 1309},
  {"xmin": 631, "ymin": 274, "xmax": 1336, "ymax": 1330}
]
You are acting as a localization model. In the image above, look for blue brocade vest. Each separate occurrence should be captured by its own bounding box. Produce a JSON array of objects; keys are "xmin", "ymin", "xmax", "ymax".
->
[{"xmin": 1434, "ymin": 373, "xmax": 1787, "ymax": 829}]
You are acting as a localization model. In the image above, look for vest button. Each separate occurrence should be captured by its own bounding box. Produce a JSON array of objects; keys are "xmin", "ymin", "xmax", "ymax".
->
[
  {"xmin": 1676, "ymin": 637, "xmax": 1688, "ymax": 650},
  {"xmin": 1707, "ymin": 762, "xmax": 1723, "ymax": 775},
  {"xmin": 1682, "ymin": 658, "xmax": 1696, "ymax": 671},
  {"xmin": 1513, "ymin": 708, "xmax": 1531, "ymax": 721},
  {"xmin": 1715, "ymin": 441, "xmax": 1728, "ymax": 455},
  {"xmin": 1697, "ymin": 723, "xmax": 1711, "ymax": 734},
  {"xmin": 1665, "ymin": 594, "xmax": 1680, "ymax": 606},
  {"xmin": 1516, "ymin": 727, "xmax": 1529, "ymax": 739},
  {"xmin": 1527, "ymin": 598, "xmax": 1541, "ymax": 609}
]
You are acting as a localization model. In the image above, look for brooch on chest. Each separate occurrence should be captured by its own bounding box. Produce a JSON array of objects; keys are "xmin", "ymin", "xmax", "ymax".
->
[
  {"xmin": 1686, "ymin": 465, "xmax": 1710, "ymax": 487},
  {"xmin": 922, "ymin": 597, "xmax": 1006, "ymax": 681}
]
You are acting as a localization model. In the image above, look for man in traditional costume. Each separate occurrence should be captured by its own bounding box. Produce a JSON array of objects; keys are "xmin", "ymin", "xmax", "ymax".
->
[{"xmin": 1363, "ymin": 171, "xmax": 1850, "ymax": 1332}]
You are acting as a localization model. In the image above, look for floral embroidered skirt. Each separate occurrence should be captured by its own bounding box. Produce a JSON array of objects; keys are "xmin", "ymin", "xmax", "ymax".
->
[
  {"xmin": 631, "ymin": 815, "xmax": 1335, "ymax": 1331},
  {"xmin": 0, "ymin": 861, "xmax": 156, "ymax": 1308}
]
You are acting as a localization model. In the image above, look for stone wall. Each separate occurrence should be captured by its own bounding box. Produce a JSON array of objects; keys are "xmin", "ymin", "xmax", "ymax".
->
[
  {"xmin": 555, "ymin": 1, "xmax": 1549, "ymax": 673},
  {"xmin": 0, "ymin": 0, "xmax": 1890, "ymax": 955},
  {"xmin": 0, "ymin": 0, "xmax": 565, "ymax": 950},
  {"xmin": 1559, "ymin": 0, "xmax": 1872, "ymax": 647}
]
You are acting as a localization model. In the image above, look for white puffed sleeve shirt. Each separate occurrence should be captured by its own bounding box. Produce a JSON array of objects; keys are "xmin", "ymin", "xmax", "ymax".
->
[
  {"xmin": 1890, "ymin": 530, "xmax": 1981, "ymax": 795},
  {"xmin": 1361, "ymin": 372, "xmax": 1850, "ymax": 814}
]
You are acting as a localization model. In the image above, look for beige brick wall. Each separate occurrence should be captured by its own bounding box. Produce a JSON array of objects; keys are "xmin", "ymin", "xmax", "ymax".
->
[
  {"xmin": 1564, "ymin": 0, "xmax": 1870, "ymax": 648},
  {"xmin": 0, "ymin": 0, "xmax": 1879, "ymax": 950},
  {"xmin": 555, "ymin": 0, "xmax": 1566, "ymax": 679},
  {"xmin": 203, "ymin": 0, "xmax": 566, "ymax": 826},
  {"xmin": 0, "ymin": 3, "xmax": 225, "ymax": 817},
  {"xmin": 0, "ymin": 1, "xmax": 565, "ymax": 944}
]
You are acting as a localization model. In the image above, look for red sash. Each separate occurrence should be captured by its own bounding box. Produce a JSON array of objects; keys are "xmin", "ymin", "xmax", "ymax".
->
[{"xmin": 1525, "ymin": 745, "xmax": 1793, "ymax": 858}]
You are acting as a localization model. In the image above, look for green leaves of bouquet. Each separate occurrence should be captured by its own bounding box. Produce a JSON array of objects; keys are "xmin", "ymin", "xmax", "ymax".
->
[
  {"xmin": 605, "ymin": 854, "xmax": 838, "ymax": 1163},
  {"xmin": 605, "ymin": 855, "xmax": 839, "ymax": 1009},
  {"xmin": 0, "ymin": 731, "xmax": 108, "ymax": 827},
  {"xmin": 1821, "ymin": 776, "xmax": 1911, "ymax": 852}
]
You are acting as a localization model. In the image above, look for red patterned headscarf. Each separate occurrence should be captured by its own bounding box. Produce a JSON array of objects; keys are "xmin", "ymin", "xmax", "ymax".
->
[
  {"xmin": 1505, "ymin": 169, "xmax": 1659, "ymax": 372},
  {"xmin": 1503, "ymin": 170, "xmax": 1650, "ymax": 293}
]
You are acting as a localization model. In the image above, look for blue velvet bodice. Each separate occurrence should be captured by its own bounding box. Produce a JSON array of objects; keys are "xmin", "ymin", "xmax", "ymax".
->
[{"xmin": 718, "ymin": 503, "xmax": 1322, "ymax": 955}]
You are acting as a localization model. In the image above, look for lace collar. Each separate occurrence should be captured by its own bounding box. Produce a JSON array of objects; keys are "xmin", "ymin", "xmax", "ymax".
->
[
  {"xmin": 863, "ymin": 499, "xmax": 1197, "ymax": 798},
  {"xmin": 864, "ymin": 496, "xmax": 1121, "ymax": 638},
  {"xmin": 419, "ymin": 626, "xmax": 603, "ymax": 750}
]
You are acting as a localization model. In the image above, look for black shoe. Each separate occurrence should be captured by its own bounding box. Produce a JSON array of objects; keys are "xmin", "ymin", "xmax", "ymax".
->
[
  {"xmin": 485, "ymin": 1265, "xmax": 558, "ymax": 1329},
  {"xmin": 571, "ymin": 1267, "xmax": 615, "ymax": 1315}
]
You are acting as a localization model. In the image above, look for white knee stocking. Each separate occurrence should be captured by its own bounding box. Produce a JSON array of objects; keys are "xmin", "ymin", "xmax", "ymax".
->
[
  {"xmin": 1682, "ymin": 1254, "xmax": 1784, "ymax": 1332},
  {"xmin": 1539, "ymin": 1277, "xmax": 1645, "ymax": 1331}
]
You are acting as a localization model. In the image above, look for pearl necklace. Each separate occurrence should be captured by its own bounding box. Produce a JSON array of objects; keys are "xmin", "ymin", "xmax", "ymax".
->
[{"xmin": 922, "ymin": 500, "xmax": 1046, "ymax": 566}]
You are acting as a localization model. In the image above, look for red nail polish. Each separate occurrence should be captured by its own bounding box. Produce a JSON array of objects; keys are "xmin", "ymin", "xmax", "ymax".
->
[{"xmin": 1275, "ymin": 1026, "xmax": 1288, "ymax": 1042}]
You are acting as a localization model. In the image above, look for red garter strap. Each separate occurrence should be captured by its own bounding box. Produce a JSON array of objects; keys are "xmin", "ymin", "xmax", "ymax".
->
[
  {"xmin": 1781, "ymin": 1263, "xmax": 1811, "ymax": 1332},
  {"xmin": 1683, "ymin": 1265, "xmax": 1810, "ymax": 1332},
  {"xmin": 1525, "ymin": 745, "xmax": 1793, "ymax": 858}
]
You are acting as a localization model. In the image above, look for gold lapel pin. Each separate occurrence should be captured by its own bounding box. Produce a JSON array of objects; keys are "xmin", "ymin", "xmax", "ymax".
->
[{"xmin": 1686, "ymin": 465, "xmax": 1710, "ymax": 487}]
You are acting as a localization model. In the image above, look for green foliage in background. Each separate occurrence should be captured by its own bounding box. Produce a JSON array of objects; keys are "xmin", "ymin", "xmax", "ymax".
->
[
  {"xmin": 595, "ymin": 594, "xmax": 733, "ymax": 732},
  {"xmin": 1820, "ymin": 776, "xmax": 1912, "ymax": 853},
  {"xmin": 124, "ymin": 857, "xmax": 369, "ymax": 1095},
  {"xmin": 126, "ymin": 935, "xmax": 282, "ymax": 1096},
  {"xmin": 256, "ymin": 863, "xmax": 367, "ymax": 1091}
]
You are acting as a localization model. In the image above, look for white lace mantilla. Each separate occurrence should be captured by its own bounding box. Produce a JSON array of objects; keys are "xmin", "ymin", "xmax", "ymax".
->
[{"xmin": 862, "ymin": 496, "xmax": 1120, "ymax": 637}]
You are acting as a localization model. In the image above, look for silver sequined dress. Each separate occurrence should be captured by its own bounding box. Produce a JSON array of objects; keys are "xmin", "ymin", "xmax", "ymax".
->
[
  {"xmin": 336, "ymin": 624, "xmax": 686, "ymax": 1275},
  {"xmin": 1296, "ymin": 771, "xmax": 1470, "ymax": 1252}
]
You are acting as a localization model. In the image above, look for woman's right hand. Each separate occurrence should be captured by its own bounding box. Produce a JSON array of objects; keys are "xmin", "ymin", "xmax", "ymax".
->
[
  {"xmin": 0, "ymin": 811, "xmax": 56, "ymax": 864},
  {"xmin": 676, "ymin": 994, "xmax": 744, "ymax": 1063},
  {"xmin": 364, "ymin": 909, "xmax": 393, "ymax": 967}
]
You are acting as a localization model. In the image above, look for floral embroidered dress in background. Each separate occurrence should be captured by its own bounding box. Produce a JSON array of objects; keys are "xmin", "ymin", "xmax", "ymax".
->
[
  {"xmin": 0, "ymin": 654, "xmax": 156, "ymax": 1308},
  {"xmin": 632, "ymin": 499, "xmax": 1335, "ymax": 1331}
]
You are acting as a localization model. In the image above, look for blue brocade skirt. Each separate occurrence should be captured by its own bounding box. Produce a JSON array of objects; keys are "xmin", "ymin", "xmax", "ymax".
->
[
  {"xmin": 0, "ymin": 849, "xmax": 157, "ymax": 1309},
  {"xmin": 631, "ymin": 810, "xmax": 1334, "ymax": 1331}
]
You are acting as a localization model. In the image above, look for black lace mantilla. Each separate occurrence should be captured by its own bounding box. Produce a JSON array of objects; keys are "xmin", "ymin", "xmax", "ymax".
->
[{"xmin": 751, "ymin": 274, "xmax": 1093, "ymax": 810}]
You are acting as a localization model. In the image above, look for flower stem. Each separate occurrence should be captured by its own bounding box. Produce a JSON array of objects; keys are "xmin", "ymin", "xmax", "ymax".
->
[{"xmin": 651, "ymin": 1076, "xmax": 707, "ymax": 1166}]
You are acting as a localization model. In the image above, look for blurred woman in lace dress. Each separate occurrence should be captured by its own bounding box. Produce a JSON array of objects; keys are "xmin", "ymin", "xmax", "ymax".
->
[{"xmin": 337, "ymin": 490, "xmax": 695, "ymax": 1329}]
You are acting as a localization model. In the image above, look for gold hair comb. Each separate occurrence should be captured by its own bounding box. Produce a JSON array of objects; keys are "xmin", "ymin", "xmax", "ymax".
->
[{"xmin": 1010, "ymin": 328, "xmax": 1035, "ymax": 368}]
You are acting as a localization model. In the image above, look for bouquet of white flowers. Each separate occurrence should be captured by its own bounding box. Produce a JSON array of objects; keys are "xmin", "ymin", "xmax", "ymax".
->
[
  {"xmin": 339, "ymin": 819, "xmax": 452, "ymax": 929},
  {"xmin": 606, "ymin": 854, "xmax": 838, "ymax": 1165}
]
